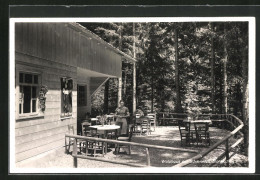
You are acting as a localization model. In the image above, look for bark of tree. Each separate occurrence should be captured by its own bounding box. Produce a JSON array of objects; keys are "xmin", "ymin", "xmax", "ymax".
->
[
  {"xmin": 123, "ymin": 69, "xmax": 127, "ymax": 96},
  {"xmin": 133, "ymin": 23, "xmax": 137, "ymax": 114},
  {"xmin": 174, "ymin": 26, "xmax": 182, "ymax": 113},
  {"xmin": 151, "ymin": 65, "xmax": 154, "ymax": 113},
  {"xmin": 210, "ymin": 23, "xmax": 216, "ymax": 113},
  {"xmin": 123, "ymin": 69, "xmax": 126, "ymax": 97},
  {"xmin": 223, "ymin": 26, "xmax": 228, "ymax": 114},
  {"xmin": 117, "ymin": 24, "xmax": 123, "ymax": 106},
  {"xmin": 242, "ymin": 46, "xmax": 249, "ymax": 154}
]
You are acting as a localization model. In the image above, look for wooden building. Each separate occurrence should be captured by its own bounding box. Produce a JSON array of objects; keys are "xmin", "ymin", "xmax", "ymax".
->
[{"xmin": 14, "ymin": 22, "xmax": 136, "ymax": 163}]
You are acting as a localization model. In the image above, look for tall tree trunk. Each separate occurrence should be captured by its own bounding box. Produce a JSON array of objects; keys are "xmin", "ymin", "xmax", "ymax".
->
[
  {"xmin": 123, "ymin": 67, "xmax": 127, "ymax": 96},
  {"xmin": 210, "ymin": 23, "xmax": 216, "ymax": 113},
  {"xmin": 117, "ymin": 24, "xmax": 123, "ymax": 106},
  {"xmin": 174, "ymin": 26, "xmax": 182, "ymax": 113},
  {"xmin": 151, "ymin": 69, "xmax": 154, "ymax": 113},
  {"xmin": 223, "ymin": 26, "xmax": 228, "ymax": 114},
  {"xmin": 242, "ymin": 46, "xmax": 249, "ymax": 154},
  {"xmin": 104, "ymin": 79, "xmax": 109, "ymax": 114},
  {"xmin": 132, "ymin": 23, "xmax": 137, "ymax": 114}
]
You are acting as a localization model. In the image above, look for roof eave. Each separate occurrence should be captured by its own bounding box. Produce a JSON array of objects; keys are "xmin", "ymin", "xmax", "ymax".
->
[{"xmin": 68, "ymin": 22, "xmax": 137, "ymax": 63}]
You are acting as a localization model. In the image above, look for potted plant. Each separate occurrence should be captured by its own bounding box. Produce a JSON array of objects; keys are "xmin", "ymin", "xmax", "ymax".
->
[{"xmin": 39, "ymin": 85, "xmax": 48, "ymax": 112}]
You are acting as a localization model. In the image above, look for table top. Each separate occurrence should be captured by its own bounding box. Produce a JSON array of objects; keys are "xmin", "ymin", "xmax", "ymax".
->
[
  {"xmin": 183, "ymin": 120, "xmax": 212, "ymax": 123},
  {"xmin": 90, "ymin": 118, "xmax": 98, "ymax": 121},
  {"xmin": 89, "ymin": 125, "xmax": 120, "ymax": 130}
]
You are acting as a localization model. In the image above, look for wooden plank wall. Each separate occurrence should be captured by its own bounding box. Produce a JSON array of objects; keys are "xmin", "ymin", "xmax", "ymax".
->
[
  {"xmin": 15, "ymin": 53, "xmax": 77, "ymax": 162},
  {"xmin": 15, "ymin": 23, "xmax": 122, "ymax": 77},
  {"xmin": 15, "ymin": 23, "xmax": 78, "ymax": 162}
]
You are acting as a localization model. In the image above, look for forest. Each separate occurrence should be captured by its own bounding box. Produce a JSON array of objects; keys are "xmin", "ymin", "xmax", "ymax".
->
[{"xmin": 79, "ymin": 22, "xmax": 249, "ymax": 130}]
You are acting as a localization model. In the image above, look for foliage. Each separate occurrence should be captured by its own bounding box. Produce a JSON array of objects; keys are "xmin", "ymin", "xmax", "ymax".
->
[
  {"xmin": 38, "ymin": 85, "xmax": 48, "ymax": 112},
  {"xmin": 80, "ymin": 22, "xmax": 248, "ymax": 120}
]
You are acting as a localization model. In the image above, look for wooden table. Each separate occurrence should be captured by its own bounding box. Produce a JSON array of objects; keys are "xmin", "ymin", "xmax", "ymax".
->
[
  {"xmin": 183, "ymin": 120, "xmax": 212, "ymax": 124},
  {"xmin": 89, "ymin": 125, "xmax": 120, "ymax": 133},
  {"xmin": 90, "ymin": 118, "xmax": 99, "ymax": 125},
  {"xmin": 89, "ymin": 125, "xmax": 121, "ymax": 154}
]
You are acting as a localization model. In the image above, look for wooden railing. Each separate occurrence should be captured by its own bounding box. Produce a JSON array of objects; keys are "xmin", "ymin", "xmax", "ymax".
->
[
  {"xmin": 65, "ymin": 134, "xmax": 199, "ymax": 168},
  {"xmin": 157, "ymin": 112, "xmax": 189, "ymax": 126},
  {"xmin": 173, "ymin": 114, "xmax": 244, "ymax": 167}
]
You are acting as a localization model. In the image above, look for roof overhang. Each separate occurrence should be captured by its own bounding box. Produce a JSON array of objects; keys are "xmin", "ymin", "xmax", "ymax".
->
[{"xmin": 68, "ymin": 22, "xmax": 137, "ymax": 63}]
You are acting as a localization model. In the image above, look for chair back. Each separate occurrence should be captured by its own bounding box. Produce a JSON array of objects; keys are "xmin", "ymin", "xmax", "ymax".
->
[
  {"xmin": 136, "ymin": 113, "xmax": 141, "ymax": 119},
  {"xmin": 147, "ymin": 113, "xmax": 155, "ymax": 118},
  {"xmin": 147, "ymin": 113, "xmax": 155, "ymax": 121},
  {"xmin": 81, "ymin": 122, "xmax": 91, "ymax": 136},
  {"xmin": 146, "ymin": 115, "xmax": 154, "ymax": 123},
  {"xmin": 194, "ymin": 122, "xmax": 209, "ymax": 134},
  {"xmin": 106, "ymin": 115, "xmax": 114, "ymax": 124},
  {"xmin": 141, "ymin": 117, "xmax": 150, "ymax": 125},
  {"xmin": 140, "ymin": 117, "xmax": 150, "ymax": 133},
  {"xmin": 68, "ymin": 125, "xmax": 75, "ymax": 135},
  {"xmin": 178, "ymin": 121, "xmax": 191, "ymax": 132}
]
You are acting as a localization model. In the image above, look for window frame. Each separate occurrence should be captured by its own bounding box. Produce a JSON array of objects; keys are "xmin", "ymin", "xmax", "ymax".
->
[{"xmin": 18, "ymin": 72, "xmax": 41, "ymax": 118}]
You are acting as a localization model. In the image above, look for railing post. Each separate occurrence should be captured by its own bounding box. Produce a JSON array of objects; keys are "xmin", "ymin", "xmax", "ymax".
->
[
  {"xmin": 146, "ymin": 148, "xmax": 150, "ymax": 166},
  {"xmin": 225, "ymin": 139, "xmax": 229, "ymax": 167},
  {"xmin": 154, "ymin": 113, "xmax": 157, "ymax": 130},
  {"xmin": 65, "ymin": 136, "xmax": 67, "ymax": 154},
  {"xmin": 72, "ymin": 138, "xmax": 78, "ymax": 168},
  {"xmin": 162, "ymin": 113, "xmax": 165, "ymax": 126}
]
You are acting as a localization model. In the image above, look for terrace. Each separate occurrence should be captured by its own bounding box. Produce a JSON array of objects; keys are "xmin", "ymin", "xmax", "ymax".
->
[{"xmin": 17, "ymin": 113, "xmax": 247, "ymax": 168}]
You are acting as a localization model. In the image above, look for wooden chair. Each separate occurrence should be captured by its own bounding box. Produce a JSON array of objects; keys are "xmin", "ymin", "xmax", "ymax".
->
[
  {"xmin": 105, "ymin": 121, "xmax": 123, "ymax": 140},
  {"xmin": 178, "ymin": 121, "xmax": 194, "ymax": 146},
  {"xmin": 147, "ymin": 113, "xmax": 156, "ymax": 131},
  {"xmin": 135, "ymin": 113, "xmax": 141, "ymax": 119},
  {"xmin": 65, "ymin": 125, "xmax": 85, "ymax": 154},
  {"xmin": 81, "ymin": 122, "xmax": 104, "ymax": 157},
  {"xmin": 81, "ymin": 121, "xmax": 91, "ymax": 136},
  {"xmin": 141, "ymin": 117, "xmax": 151, "ymax": 135},
  {"xmin": 134, "ymin": 114, "xmax": 142, "ymax": 135},
  {"xmin": 115, "ymin": 124, "xmax": 134, "ymax": 155},
  {"xmin": 85, "ymin": 127, "xmax": 105, "ymax": 157},
  {"xmin": 194, "ymin": 122, "xmax": 210, "ymax": 146},
  {"xmin": 106, "ymin": 114, "xmax": 115, "ymax": 125}
]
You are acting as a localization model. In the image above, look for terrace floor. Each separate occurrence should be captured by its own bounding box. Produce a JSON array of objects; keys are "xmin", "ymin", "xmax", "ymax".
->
[{"xmin": 17, "ymin": 126, "xmax": 248, "ymax": 168}]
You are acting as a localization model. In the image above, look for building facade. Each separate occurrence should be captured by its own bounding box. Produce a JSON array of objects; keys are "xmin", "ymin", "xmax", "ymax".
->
[{"xmin": 14, "ymin": 22, "xmax": 135, "ymax": 163}]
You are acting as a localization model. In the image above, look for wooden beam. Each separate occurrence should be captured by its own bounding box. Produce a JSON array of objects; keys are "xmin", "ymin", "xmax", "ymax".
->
[
  {"xmin": 146, "ymin": 148, "xmax": 150, "ymax": 166},
  {"xmin": 90, "ymin": 77, "xmax": 110, "ymax": 97},
  {"xmin": 72, "ymin": 154, "xmax": 146, "ymax": 168},
  {"xmin": 225, "ymin": 139, "xmax": 230, "ymax": 167},
  {"xmin": 65, "ymin": 134, "xmax": 199, "ymax": 153}
]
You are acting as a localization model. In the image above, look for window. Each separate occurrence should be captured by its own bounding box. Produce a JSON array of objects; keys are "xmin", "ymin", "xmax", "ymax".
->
[
  {"xmin": 61, "ymin": 77, "xmax": 73, "ymax": 117},
  {"xmin": 77, "ymin": 85, "xmax": 87, "ymax": 106},
  {"xmin": 19, "ymin": 72, "xmax": 39, "ymax": 115}
]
